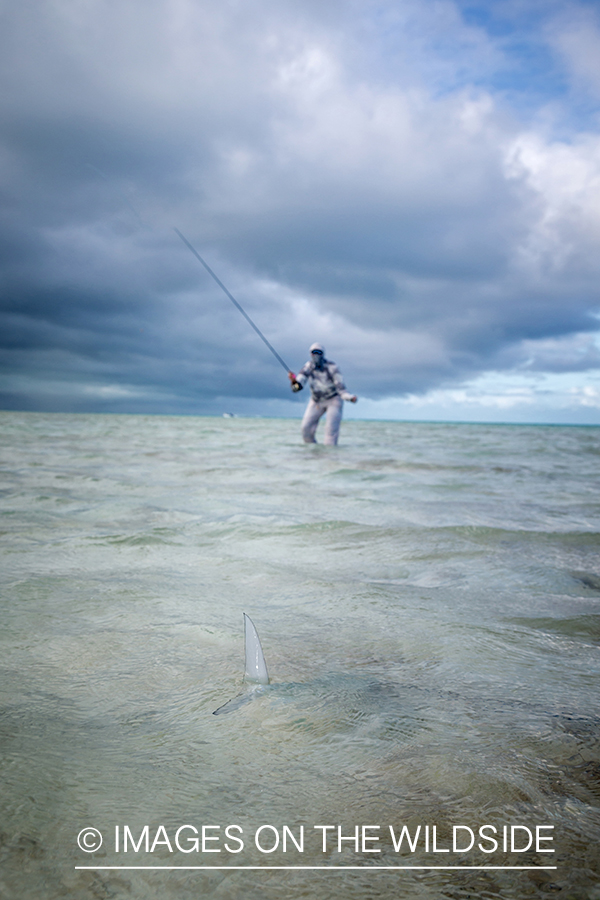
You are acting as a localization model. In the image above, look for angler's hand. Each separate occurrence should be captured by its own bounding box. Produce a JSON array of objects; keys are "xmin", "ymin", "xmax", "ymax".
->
[
  {"xmin": 288, "ymin": 372, "xmax": 303, "ymax": 392},
  {"xmin": 350, "ymin": 395, "xmax": 357, "ymax": 403}
]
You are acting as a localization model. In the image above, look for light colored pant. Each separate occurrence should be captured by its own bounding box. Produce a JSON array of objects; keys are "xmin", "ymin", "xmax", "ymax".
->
[{"xmin": 301, "ymin": 395, "xmax": 343, "ymax": 445}]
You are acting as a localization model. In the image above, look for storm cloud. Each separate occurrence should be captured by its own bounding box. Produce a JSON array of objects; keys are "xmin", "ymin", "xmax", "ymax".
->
[{"xmin": 1, "ymin": 0, "xmax": 600, "ymax": 418}]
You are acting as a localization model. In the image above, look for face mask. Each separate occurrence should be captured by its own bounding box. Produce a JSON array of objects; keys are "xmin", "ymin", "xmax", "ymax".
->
[{"xmin": 311, "ymin": 352, "xmax": 324, "ymax": 368}]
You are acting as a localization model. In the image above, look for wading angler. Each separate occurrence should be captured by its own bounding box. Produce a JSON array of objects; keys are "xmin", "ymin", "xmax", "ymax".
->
[{"xmin": 289, "ymin": 343, "xmax": 357, "ymax": 446}]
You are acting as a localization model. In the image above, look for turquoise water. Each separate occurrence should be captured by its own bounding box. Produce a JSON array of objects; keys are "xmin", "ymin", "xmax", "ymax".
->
[{"xmin": 1, "ymin": 411, "xmax": 599, "ymax": 899}]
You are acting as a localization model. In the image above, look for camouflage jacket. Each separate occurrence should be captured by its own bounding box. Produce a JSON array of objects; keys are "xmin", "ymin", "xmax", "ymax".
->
[{"xmin": 296, "ymin": 359, "xmax": 353, "ymax": 402}]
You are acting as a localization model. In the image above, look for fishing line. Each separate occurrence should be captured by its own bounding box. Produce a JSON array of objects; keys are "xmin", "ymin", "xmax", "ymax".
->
[{"xmin": 174, "ymin": 228, "xmax": 293, "ymax": 374}]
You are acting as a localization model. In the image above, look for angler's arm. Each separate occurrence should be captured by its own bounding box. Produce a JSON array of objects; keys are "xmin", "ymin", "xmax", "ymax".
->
[
  {"xmin": 331, "ymin": 365, "xmax": 357, "ymax": 402},
  {"xmin": 289, "ymin": 365, "xmax": 309, "ymax": 392}
]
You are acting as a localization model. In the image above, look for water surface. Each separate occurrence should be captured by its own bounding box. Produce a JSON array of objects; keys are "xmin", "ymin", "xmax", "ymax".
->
[{"xmin": 1, "ymin": 412, "xmax": 599, "ymax": 899}]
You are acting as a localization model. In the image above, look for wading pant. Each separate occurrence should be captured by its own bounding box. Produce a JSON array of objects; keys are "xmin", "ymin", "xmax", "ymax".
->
[{"xmin": 301, "ymin": 395, "xmax": 343, "ymax": 446}]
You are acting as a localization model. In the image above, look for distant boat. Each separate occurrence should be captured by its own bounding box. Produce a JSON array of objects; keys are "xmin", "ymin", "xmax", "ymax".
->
[{"xmin": 222, "ymin": 412, "xmax": 236, "ymax": 418}]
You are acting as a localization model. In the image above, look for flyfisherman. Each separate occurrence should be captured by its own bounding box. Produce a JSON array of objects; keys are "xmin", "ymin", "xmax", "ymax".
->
[
  {"xmin": 288, "ymin": 343, "xmax": 357, "ymax": 445},
  {"xmin": 173, "ymin": 234, "xmax": 355, "ymax": 442}
]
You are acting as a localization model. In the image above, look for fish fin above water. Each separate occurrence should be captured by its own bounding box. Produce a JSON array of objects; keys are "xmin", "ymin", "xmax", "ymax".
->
[
  {"xmin": 212, "ymin": 614, "xmax": 270, "ymax": 715},
  {"xmin": 244, "ymin": 613, "xmax": 270, "ymax": 685}
]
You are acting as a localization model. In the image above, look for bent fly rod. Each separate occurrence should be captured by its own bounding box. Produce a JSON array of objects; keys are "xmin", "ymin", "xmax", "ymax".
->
[{"xmin": 174, "ymin": 228, "xmax": 293, "ymax": 375}]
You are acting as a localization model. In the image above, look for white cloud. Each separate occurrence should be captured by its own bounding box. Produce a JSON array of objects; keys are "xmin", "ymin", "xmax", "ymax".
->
[
  {"xmin": 350, "ymin": 365, "xmax": 600, "ymax": 423},
  {"xmin": 505, "ymin": 129, "xmax": 600, "ymax": 276},
  {"xmin": 548, "ymin": 7, "xmax": 600, "ymax": 99}
]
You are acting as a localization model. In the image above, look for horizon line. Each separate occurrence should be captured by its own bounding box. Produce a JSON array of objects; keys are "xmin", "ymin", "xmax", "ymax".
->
[{"xmin": 0, "ymin": 408, "xmax": 598, "ymax": 428}]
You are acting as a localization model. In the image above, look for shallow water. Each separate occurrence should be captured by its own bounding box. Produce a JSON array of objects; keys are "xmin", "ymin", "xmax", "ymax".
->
[{"xmin": 1, "ymin": 412, "xmax": 599, "ymax": 899}]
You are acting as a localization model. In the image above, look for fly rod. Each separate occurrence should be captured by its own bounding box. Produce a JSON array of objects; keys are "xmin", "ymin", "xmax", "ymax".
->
[{"xmin": 174, "ymin": 228, "xmax": 293, "ymax": 374}]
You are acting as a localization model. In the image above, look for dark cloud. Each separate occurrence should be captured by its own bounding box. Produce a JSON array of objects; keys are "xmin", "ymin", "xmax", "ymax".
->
[{"xmin": 1, "ymin": 0, "xmax": 599, "ymax": 416}]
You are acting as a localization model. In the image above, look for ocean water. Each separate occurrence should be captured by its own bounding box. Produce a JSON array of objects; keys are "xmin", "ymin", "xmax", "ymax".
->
[{"xmin": 1, "ymin": 411, "xmax": 599, "ymax": 900}]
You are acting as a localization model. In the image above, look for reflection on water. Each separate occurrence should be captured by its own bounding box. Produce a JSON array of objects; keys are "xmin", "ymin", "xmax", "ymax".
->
[{"xmin": 0, "ymin": 412, "xmax": 599, "ymax": 899}]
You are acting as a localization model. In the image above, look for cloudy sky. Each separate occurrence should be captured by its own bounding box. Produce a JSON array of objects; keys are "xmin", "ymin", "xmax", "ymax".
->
[{"xmin": 1, "ymin": 0, "xmax": 600, "ymax": 423}]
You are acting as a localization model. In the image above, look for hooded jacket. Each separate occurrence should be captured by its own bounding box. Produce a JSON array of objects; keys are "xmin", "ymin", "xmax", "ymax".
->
[{"xmin": 296, "ymin": 357, "xmax": 353, "ymax": 403}]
